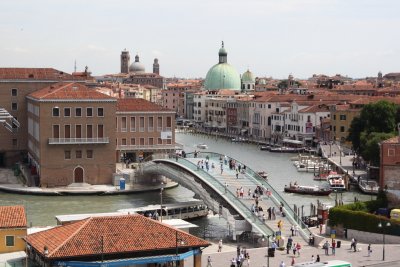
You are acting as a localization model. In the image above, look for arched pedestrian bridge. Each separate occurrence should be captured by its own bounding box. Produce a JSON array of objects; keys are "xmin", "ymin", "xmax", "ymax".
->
[{"xmin": 141, "ymin": 152, "xmax": 312, "ymax": 245}]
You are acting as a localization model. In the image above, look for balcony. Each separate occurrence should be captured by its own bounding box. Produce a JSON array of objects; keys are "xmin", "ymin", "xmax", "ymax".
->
[
  {"xmin": 48, "ymin": 138, "xmax": 109, "ymax": 145},
  {"xmin": 116, "ymin": 144, "xmax": 180, "ymax": 151}
]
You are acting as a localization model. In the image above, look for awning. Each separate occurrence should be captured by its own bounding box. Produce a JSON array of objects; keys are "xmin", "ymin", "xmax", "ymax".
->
[
  {"xmin": 54, "ymin": 249, "xmax": 201, "ymax": 267},
  {"xmin": 241, "ymin": 129, "xmax": 248, "ymax": 133}
]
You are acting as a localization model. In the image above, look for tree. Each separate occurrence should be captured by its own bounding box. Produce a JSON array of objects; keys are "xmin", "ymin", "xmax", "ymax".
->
[
  {"xmin": 347, "ymin": 100, "xmax": 399, "ymax": 166},
  {"xmin": 360, "ymin": 132, "xmax": 395, "ymax": 166}
]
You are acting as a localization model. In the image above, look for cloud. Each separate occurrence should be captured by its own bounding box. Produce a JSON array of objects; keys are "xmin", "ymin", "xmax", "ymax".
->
[
  {"xmin": 4, "ymin": 47, "xmax": 29, "ymax": 53},
  {"xmin": 86, "ymin": 44, "xmax": 107, "ymax": 52}
]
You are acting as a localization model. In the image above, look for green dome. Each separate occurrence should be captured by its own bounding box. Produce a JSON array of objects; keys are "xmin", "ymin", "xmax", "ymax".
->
[
  {"xmin": 219, "ymin": 47, "xmax": 227, "ymax": 56},
  {"xmin": 242, "ymin": 69, "xmax": 255, "ymax": 83},
  {"xmin": 204, "ymin": 63, "xmax": 241, "ymax": 90}
]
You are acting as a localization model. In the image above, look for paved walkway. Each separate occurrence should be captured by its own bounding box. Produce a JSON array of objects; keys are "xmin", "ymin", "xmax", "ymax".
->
[
  {"xmin": 0, "ymin": 165, "xmax": 178, "ymax": 195},
  {"xmin": 187, "ymin": 156, "xmax": 311, "ymax": 248}
]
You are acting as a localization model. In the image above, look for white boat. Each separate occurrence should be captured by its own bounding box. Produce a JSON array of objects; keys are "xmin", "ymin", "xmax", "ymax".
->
[
  {"xmin": 359, "ymin": 180, "xmax": 379, "ymax": 195},
  {"xmin": 328, "ymin": 174, "xmax": 346, "ymax": 191},
  {"xmin": 55, "ymin": 200, "xmax": 209, "ymax": 225},
  {"xmin": 119, "ymin": 200, "xmax": 209, "ymax": 220},
  {"xmin": 197, "ymin": 143, "xmax": 208, "ymax": 149}
]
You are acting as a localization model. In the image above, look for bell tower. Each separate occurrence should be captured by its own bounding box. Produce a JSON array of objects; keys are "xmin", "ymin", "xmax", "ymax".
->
[
  {"xmin": 153, "ymin": 58, "xmax": 160, "ymax": 75},
  {"xmin": 120, "ymin": 49, "xmax": 130, "ymax": 74}
]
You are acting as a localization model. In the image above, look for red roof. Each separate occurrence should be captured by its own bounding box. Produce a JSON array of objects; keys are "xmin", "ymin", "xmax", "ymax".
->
[
  {"xmin": 26, "ymin": 214, "xmax": 210, "ymax": 259},
  {"xmin": 381, "ymin": 136, "xmax": 400, "ymax": 144},
  {"xmin": 0, "ymin": 206, "xmax": 27, "ymax": 229},
  {"xmin": 117, "ymin": 98, "xmax": 171, "ymax": 112},
  {"xmin": 29, "ymin": 82, "xmax": 116, "ymax": 100},
  {"xmin": 0, "ymin": 68, "xmax": 79, "ymax": 80}
]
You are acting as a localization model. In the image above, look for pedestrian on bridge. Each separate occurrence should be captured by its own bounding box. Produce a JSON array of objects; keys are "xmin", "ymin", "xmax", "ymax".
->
[
  {"xmin": 218, "ymin": 239, "xmax": 223, "ymax": 252},
  {"xmin": 206, "ymin": 256, "xmax": 212, "ymax": 267}
]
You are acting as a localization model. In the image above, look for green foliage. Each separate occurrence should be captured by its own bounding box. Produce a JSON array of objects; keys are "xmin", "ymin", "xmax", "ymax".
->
[
  {"xmin": 328, "ymin": 197, "xmax": 400, "ymax": 236},
  {"xmin": 347, "ymin": 100, "xmax": 399, "ymax": 166},
  {"xmin": 360, "ymin": 132, "xmax": 395, "ymax": 166}
]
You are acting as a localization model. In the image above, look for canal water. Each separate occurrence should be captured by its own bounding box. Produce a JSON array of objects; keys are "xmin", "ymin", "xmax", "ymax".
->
[{"xmin": 0, "ymin": 132, "xmax": 372, "ymax": 240}]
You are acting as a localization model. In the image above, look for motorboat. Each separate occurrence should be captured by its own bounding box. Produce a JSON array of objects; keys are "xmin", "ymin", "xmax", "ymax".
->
[
  {"xmin": 284, "ymin": 184, "xmax": 332, "ymax": 196},
  {"xmin": 270, "ymin": 146, "xmax": 305, "ymax": 153},
  {"xmin": 328, "ymin": 174, "xmax": 346, "ymax": 191},
  {"xmin": 257, "ymin": 171, "xmax": 268, "ymax": 179},
  {"xmin": 197, "ymin": 143, "xmax": 208, "ymax": 149},
  {"xmin": 260, "ymin": 145, "xmax": 271, "ymax": 151},
  {"xmin": 358, "ymin": 180, "xmax": 379, "ymax": 195},
  {"xmin": 314, "ymin": 171, "xmax": 338, "ymax": 181}
]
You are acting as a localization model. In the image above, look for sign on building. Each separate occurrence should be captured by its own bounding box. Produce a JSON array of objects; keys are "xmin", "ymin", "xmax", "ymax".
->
[{"xmin": 161, "ymin": 131, "xmax": 172, "ymax": 140}]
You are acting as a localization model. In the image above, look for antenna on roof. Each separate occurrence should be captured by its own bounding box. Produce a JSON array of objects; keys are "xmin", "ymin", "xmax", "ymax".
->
[{"xmin": 74, "ymin": 60, "xmax": 77, "ymax": 73}]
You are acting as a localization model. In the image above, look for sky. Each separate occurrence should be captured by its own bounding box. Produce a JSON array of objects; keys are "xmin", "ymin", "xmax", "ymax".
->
[{"xmin": 1, "ymin": 0, "xmax": 399, "ymax": 79}]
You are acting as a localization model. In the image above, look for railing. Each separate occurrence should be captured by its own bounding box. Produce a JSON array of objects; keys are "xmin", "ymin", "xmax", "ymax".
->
[
  {"xmin": 116, "ymin": 144, "xmax": 178, "ymax": 150},
  {"xmin": 149, "ymin": 154, "xmax": 275, "ymax": 237},
  {"xmin": 48, "ymin": 137, "xmax": 109, "ymax": 144},
  {"xmin": 184, "ymin": 151, "xmax": 313, "ymax": 241}
]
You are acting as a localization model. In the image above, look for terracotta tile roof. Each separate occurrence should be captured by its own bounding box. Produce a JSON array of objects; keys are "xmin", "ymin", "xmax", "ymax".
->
[
  {"xmin": 29, "ymin": 82, "xmax": 116, "ymax": 100},
  {"xmin": 298, "ymin": 104, "xmax": 330, "ymax": 113},
  {"xmin": 117, "ymin": 98, "xmax": 171, "ymax": 112},
  {"xmin": 26, "ymin": 214, "xmax": 210, "ymax": 259},
  {"xmin": 0, "ymin": 68, "xmax": 80, "ymax": 80},
  {"xmin": 381, "ymin": 136, "xmax": 400, "ymax": 144},
  {"xmin": 0, "ymin": 206, "xmax": 27, "ymax": 228}
]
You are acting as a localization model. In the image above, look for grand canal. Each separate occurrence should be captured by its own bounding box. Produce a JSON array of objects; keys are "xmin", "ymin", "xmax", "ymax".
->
[{"xmin": 0, "ymin": 132, "xmax": 372, "ymax": 239}]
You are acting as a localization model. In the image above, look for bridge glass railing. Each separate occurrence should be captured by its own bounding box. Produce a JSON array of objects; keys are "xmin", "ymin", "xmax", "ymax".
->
[
  {"xmin": 150, "ymin": 154, "xmax": 275, "ymax": 237},
  {"xmin": 183, "ymin": 151, "xmax": 312, "ymax": 239}
]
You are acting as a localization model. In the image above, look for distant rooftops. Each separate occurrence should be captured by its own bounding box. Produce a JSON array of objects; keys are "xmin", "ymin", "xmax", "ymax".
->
[{"xmin": 0, "ymin": 68, "xmax": 82, "ymax": 80}]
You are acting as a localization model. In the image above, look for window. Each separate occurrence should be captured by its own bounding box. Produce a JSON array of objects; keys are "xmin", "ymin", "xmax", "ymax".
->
[
  {"xmin": 333, "ymin": 115, "xmax": 336, "ymax": 120},
  {"xmin": 64, "ymin": 150, "xmax": 71, "ymax": 160},
  {"xmin": 388, "ymin": 148, "xmax": 395, "ymax": 157},
  {"xmin": 139, "ymin": 117, "xmax": 145, "ymax": 132},
  {"xmin": 98, "ymin": 125, "xmax": 104, "ymax": 138},
  {"xmin": 53, "ymin": 125, "xmax": 60, "ymax": 138},
  {"xmin": 76, "ymin": 150, "xmax": 82, "ymax": 159},
  {"xmin": 86, "ymin": 107, "xmax": 93, "ymax": 117},
  {"xmin": 148, "ymin": 117, "xmax": 154, "ymax": 131},
  {"xmin": 158, "ymin": 138, "xmax": 163, "ymax": 144},
  {"xmin": 65, "ymin": 125, "xmax": 71, "ymax": 138},
  {"xmin": 166, "ymin": 116, "xmax": 172, "ymax": 128},
  {"xmin": 340, "ymin": 114, "xmax": 346, "ymax": 120},
  {"xmin": 12, "ymin": 102, "xmax": 18, "ymax": 111},
  {"xmin": 75, "ymin": 125, "xmax": 82, "ymax": 138},
  {"xmin": 340, "ymin": 126, "xmax": 345, "ymax": 132},
  {"xmin": 87, "ymin": 150, "xmax": 93, "ymax": 159},
  {"xmin": 130, "ymin": 117, "xmax": 136, "ymax": 132},
  {"xmin": 75, "ymin": 108, "xmax": 82, "ymax": 117},
  {"xmin": 97, "ymin": 108, "xmax": 104, "ymax": 117},
  {"xmin": 130, "ymin": 138, "xmax": 136, "ymax": 145},
  {"xmin": 140, "ymin": 138, "xmax": 145, "ymax": 145},
  {"xmin": 52, "ymin": 107, "xmax": 59, "ymax": 116},
  {"xmin": 121, "ymin": 117, "xmax": 127, "ymax": 132},
  {"xmin": 122, "ymin": 138, "xmax": 127, "ymax": 146},
  {"xmin": 86, "ymin": 125, "xmax": 93, "ymax": 138},
  {"xmin": 149, "ymin": 138, "xmax": 154, "ymax": 145},
  {"xmin": 64, "ymin": 108, "xmax": 71, "ymax": 117},
  {"xmin": 5, "ymin": 236, "xmax": 14, "ymax": 247},
  {"xmin": 11, "ymin": 88, "xmax": 17, "ymax": 96}
]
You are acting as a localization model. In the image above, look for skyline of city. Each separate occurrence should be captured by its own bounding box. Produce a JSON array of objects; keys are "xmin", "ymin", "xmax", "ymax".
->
[{"xmin": 1, "ymin": 0, "xmax": 400, "ymax": 78}]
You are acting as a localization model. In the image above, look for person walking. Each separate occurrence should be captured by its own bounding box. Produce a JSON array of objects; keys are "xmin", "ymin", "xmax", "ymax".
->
[
  {"xmin": 224, "ymin": 182, "xmax": 228, "ymax": 193},
  {"xmin": 331, "ymin": 239, "xmax": 336, "ymax": 255},
  {"xmin": 286, "ymin": 241, "xmax": 291, "ymax": 254},
  {"xmin": 367, "ymin": 244, "xmax": 372, "ymax": 257},
  {"xmin": 230, "ymin": 258, "xmax": 236, "ymax": 267},
  {"xmin": 206, "ymin": 256, "xmax": 212, "ymax": 267},
  {"xmin": 290, "ymin": 225, "xmax": 294, "ymax": 236},
  {"xmin": 316, "ymin": 255, "xmax": 320, "ymax": 262},
  {"xmin": 279, "ymin": 261, "xmax": 286, "ymax": 267},
  {"xmin": 291, "ymin": 257, "xmax": 296, "ymax": 266},
  {"xmin": 296, "ymin": 243, "xmax": 301, "ymax": 256},
  {"xmin": 323, "ymin": 240, "xmax": 329, "ymax": 256},
  {"xmin": 218, "ymin": 239, "xmax": 223, "ymax": 252},
  {"xmin": 311, "ymin": 255, "xmax": 315, "ymax": 262},
  {"xmin": 294, "ymin": 225, "xmax": 299, "ymax": 236}
]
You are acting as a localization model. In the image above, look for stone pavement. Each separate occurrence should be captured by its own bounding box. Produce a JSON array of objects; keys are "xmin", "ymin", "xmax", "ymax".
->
[{"xmin": 0, "ymin": 165, "xmax": 178, "ymax": 195}]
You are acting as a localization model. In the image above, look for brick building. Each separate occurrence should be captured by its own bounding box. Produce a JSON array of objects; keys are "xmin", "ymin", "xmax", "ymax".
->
[
  {"xmin": 0, "ymin": 68, "xmax": 84, "ymax": 167},
  {"xmin": 116, "ymin": 98, "xmax": 176, "ymax": 162},
  {"xmin": 380, "ymin": 136, "xmax": 400, "ymax": 192},
  {"xmin": 26, "ymin": 82, "xmax": 117, "ymax": 187}
]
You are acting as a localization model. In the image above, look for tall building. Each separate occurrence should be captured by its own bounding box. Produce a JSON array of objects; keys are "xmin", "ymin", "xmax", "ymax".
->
[
  {"xmin": 120, "ymin": 50, "xmax": 130, "ymax": 74},
  {"xmin": 27, "ymin": 82, "xmax": 117, "ymax": 186},
  {"xmin": 0, "ymin": 68, "xmax": 84, "ymax": 167},
  {"xmin": 153, "ymin": 58, "xmax": 160, "ymax": 75}
]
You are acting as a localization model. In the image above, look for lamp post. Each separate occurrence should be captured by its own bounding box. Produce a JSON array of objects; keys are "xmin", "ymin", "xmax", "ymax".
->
[
  {"xmin": 378, "ymin": 222, "xmax": 391, "ymax": 261},
  {"xmin": 266, "ymin": 235, "xmax": 271, "ymax": 267},
  {"xmin": 338, "ymin": 141, "xmax": 342, "ymax": 165},
  {"xmin": 175, "ymin": 231, "xmax": 185, "ymax": 267},
  {"xmin": 334, "ymin": 190, "xmax": 338, "ymax": 206},
  {"xmin": 160, "ymin": 182, "xmax": 164, "ymax": 222}
]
